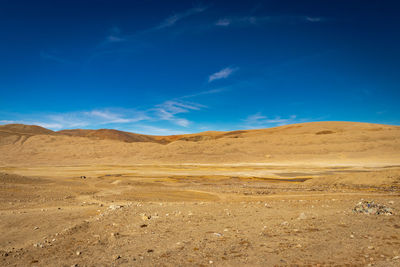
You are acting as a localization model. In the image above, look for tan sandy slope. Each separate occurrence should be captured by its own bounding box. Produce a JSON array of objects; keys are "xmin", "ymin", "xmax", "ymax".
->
[
  {"xmin": 0, "ymin": 121, "xmax": 399, "ymax": 166},
  {"xmin": 1, "ymin": 122, "xmax": 400, "ymax": 266}
]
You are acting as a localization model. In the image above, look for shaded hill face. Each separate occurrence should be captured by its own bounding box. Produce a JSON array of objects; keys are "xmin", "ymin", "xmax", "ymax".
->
[
  {"xmin": 0, "ymin": 124, "xmax": 54, "ymax": 135},
  {"xmin": 57, "ymin": 129, "xmax": 167, "ymax": 144},
  {"xmin": 0, "ymin": 124, "xmax": 54, "ymax": 146},
  {"xmin": 57, "ymin": 129, "xmax": 234, "ymax": 144},
  {"xmin": 0, "ymin": 124, "xmax": 244, "ymax": 144},
  {"xmin": 0, "ymin": 121, "xmax": 399, "ymax": 165}
]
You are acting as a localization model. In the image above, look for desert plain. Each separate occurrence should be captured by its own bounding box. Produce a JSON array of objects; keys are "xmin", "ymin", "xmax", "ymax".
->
[{"xmin": 1, "ymin": 121, "xmax": 400, "ymax": 266}]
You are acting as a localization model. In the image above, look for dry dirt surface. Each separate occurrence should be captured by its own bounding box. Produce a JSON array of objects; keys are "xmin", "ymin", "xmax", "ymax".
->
[
  {"xmin": 1, "ymin": 164, "xmax": 400, "ymax": 267},
  {"xmin": 1, "ymin": 121, "xmax": 400, "ymax": 266}
]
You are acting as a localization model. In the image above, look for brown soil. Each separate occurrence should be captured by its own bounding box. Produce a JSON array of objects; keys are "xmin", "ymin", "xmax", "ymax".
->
[
  {"xmin": 1, "ymin": 121, "xmax": 400, "ymax": 266},
  {"xmin": 1, "ymin": 165, "xmax": 400, "ymax": 266}
]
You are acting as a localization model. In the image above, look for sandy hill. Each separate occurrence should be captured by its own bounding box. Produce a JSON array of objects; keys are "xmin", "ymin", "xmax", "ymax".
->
[
  {"xmin": 0, "ymin": 121, "xmax": 399, "ymax": 166},
  {"xmin": 57, "ymin": 129, "xmax": 166, "ymax": 144},
  {"xmin": 57, "ymin": 129, "xmax": 242, "ymax": 144},
  {"xmin": 0, "ymin": 124, "xmax": 54, "ymax": 135},
  {"xmin": 0, "ymin": 124, "xmax": 54, "ymax": 146}
]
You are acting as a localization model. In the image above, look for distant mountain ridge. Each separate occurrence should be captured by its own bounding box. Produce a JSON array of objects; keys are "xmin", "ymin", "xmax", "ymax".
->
[
  {"xmin": 57, "ymin": 128, "xmax": 166, "ymax": 144},
  {"xmin": 1, "ymin": 121, "xmax": 399, "ymax": 165},
  {"xmin": 0, "ymin": 124, "xmax": 54, "ymax": 135},
  {"xmin": 0, "ymin": 124, "xmax": 242, "ymax": 144}
]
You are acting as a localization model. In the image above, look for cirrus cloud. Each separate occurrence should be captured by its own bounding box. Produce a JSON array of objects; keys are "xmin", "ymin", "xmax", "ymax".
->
[{"xmin": 208, "ymin": 67, "xmax": 239, "ymax": 82}]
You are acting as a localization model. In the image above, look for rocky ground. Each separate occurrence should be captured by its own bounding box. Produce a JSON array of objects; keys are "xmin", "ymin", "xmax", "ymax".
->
[{"xmin": 1, "ymin": 166, "xmax": 400, "ymax": 266}]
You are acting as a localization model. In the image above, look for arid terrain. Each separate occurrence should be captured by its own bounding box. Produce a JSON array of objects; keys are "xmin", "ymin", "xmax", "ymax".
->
[{"xmin": 1, "ymin": 122, "xmax": 400, "ymax": 266}]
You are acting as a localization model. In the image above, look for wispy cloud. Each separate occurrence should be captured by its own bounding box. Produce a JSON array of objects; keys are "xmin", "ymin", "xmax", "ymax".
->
[
  {"xmin": 215, "ymin": 18, "xmax": 231, "ymax": 26},
  {"xmin": 243, "ymin": 112, "xmax": 299, "ymax": 128},
  {"xmin": 153, "ymin": 100, "xmax": 205, "ymax": 127},
  {"xmin": 180, "ymin": 88, "xmax": 227, "ymax": 99},
  {"xmin": 40, "ymin": 51, "xmax": 72, "ymax": 64},
  {"xmin": 84, "ymin": 109, "xmax": 148, "ymax": 124},
  {"xmin": 98, "ymin": 6, "xmax": 207, "ymax": 49},
  {"xmin": 106, "ymin": 27, "xmax": 125, "ymax": 43},
  {"xmin": 209, "ymin": 67, "xmax": 239, "ymax": 82},
  {"xmin": 101, "ymin": 26, "xmax": 127, "ymax": 46},
  {"xmin": 215, "ymin": 15, "xmax": 325, "ymax": 27},
  {"xmin": 155, "ymin": 6, "xmax": 207, "ymax": 30},
  {"xmin": 0, "ymin": 120, "xmax": 18, "ymax": 124},
  {"xmin": 0, "ymin": 109, "xmax": 150, "ymax": 130},
  {"xmin": 305, "ymin": 17, "xmax": 323, "ymax": 22},
  {"xmin": 215, "ymin": 17, "xmax": 257, "ymax": 27},
  {"xmin": 125, "ymin": 125, "xmax": 188, "ymax": 136},
  {"xmin": 0, "ymin": 87, "xmax": 226, "ymax": 131}
]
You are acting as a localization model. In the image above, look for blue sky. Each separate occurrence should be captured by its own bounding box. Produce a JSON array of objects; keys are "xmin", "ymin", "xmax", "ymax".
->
[{"xmin": 0, "ymin": 0, "xmax": 399, "ymax": 135}]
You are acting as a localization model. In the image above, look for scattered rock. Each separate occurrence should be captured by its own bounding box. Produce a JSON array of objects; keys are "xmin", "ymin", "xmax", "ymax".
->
[
  {"xmin": 147, "ymin": 249, "xmax": 154, "ymax": 253},
  {"xmin": 76, "ymin": 251, "xmax": 81, "ymax": 256},
  {"xmin": 140, "ymin": 224, "xmax": 148, "ymax": 228},
  {"xmin": 109, "ymin": 204, "xmax": 122, "ymax": 210},
  {"xmin": 140, "ymin": 213, "xmax": 151, "ymax": 221},
  {"xmin": 298, "ymin": 213, "xmax": 307, "ymax": 220},
  {"xmin": 353, "ymin": 201, "xmax": 393, "ymax": 215},
  {"xmin": 34, "ymin": 226, "xmax": 39, "ymax": 230}
]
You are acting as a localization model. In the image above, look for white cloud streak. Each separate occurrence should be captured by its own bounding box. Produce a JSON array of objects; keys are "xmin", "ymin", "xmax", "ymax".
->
[
  {"xmin": 155, "ymin": 6, "xmax": 207, "ymax": 30},
  {"xmin": 179, "ymin": 88, "xmax": 227, "ymax": 99},
  {"xmin": 305, "ymin": 17, "xmax": 322, "ymax": 22},
  {"xmin": 0, "ymin": 88, "xmax": 226, "ymax": 131},
  {"xmin": 153, "ymin": 100, "xmax": 205, "ymax": 127},
  {"xmin": 126, "ymin": 125, "xmax": 188, "ymax": 136},
  {"xmin": 209, "ymin": 67, "xmax": 238, "ymax": 82},
  {"xmin": 99, "ymin": 6, "xmax": 207, "ymax": 48},
  {"xmin": 243, "ymin": 112, "xmax": 299, "ymax": 128},
  {"xmin": 215, "ymin": 18, "xmax": 231, "ymax": 26},
  {"xmin": 215, "ymin": 15, "xmax": 325, "ymax": 27},
  {"xmin": 40, "ymin": 51, "xmax": 72, "ymax": 64}
]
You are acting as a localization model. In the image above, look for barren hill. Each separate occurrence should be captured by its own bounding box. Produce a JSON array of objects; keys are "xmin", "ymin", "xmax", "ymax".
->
[
  {"xmin": 0, "ymin": 124, "xmax": 54, "ymax": 135},
  {"xmin": 0, "ymin": 121, "xmax": 399, "ymax": 166},
  {"xmin": 57, "ymin": 129, "xmax": 166, "ymax": 144},
  {"xmin": 0, "ymin": 124, "xmax": 54, "ymax": 146}
]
